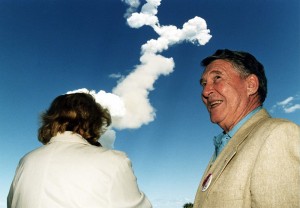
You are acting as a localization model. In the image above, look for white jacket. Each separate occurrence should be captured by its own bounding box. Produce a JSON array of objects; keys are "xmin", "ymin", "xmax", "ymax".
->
[{"xmin": 8, "ymin": 131, "xmax": 152, "ymax": 208}]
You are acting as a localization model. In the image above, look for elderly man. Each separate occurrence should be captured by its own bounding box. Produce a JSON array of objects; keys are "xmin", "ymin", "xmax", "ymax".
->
[{"xmin": 194, "ymin": 49, "xmax": 300, "ymax": 208}]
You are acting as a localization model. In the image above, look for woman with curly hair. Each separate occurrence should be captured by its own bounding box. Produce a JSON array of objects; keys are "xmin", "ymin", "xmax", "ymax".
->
[{"xmin": 8, "ymin": 92, "xmax": 152, "ymax": 208}]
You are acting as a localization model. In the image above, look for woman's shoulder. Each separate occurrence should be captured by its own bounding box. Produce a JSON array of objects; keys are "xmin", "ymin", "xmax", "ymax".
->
[{"xmin": 90, "ymin": 146, "xmax": 130, "ymax": 164}]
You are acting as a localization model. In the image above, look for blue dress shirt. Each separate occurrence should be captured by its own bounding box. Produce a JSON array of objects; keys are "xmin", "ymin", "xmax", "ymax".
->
[{"xmin": 213, "ymin": 106, "xmax": 262, "ymax": 160}]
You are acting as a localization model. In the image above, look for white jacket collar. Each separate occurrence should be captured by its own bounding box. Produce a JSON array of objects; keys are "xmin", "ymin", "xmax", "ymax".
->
[{"xmin": 48, "ymin": 131, "xmax": 90, "ymax": 145}]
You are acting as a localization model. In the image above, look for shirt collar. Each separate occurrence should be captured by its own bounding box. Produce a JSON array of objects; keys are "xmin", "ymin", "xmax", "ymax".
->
[
  {"xmin": 212, "ymin": 106, "xmax": 262, "ymax": 161},
  {"xmin": 227, "ymin": 106, "xmax": 262, "ymax": 137}
]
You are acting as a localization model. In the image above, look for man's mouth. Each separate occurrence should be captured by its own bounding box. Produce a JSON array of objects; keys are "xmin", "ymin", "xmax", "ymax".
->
[{"xmin": 209, "ymin": 100, "xmax": 222, "ymax": 109}]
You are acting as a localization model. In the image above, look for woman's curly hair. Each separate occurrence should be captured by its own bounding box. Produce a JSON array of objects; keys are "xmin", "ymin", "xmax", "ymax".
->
[{"xmin": 38, "ymin": 92, "xmax": 111, "ymax": 146}]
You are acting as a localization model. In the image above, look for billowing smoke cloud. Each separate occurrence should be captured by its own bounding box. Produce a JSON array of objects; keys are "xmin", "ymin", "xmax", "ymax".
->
[
  {"xmin": 67, "ymin": 88, "xmax": 126, "ymax": 119},
  {"xmin": 68, "ymin": 0, "xmax": 211, "ymax": 148},
  {"xmin": 112, "ymin": 53, "xmax": 175, "ymax": 129},
  {"xmin": 122, "ymin": 0, "xmax": 140, "ymax": 18},
  {"xmin": 113, "ymin": 0, "xmax": 211, "ymax": 130},
  {"xmin": 126, "ymin": 0, "xmax": 211, "ymax": 54}
]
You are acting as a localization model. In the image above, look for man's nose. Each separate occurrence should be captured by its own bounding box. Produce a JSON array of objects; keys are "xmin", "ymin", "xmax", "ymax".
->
[{"xmin": 202, "ymin": 83, "xmax": 214, "ymax": 99}]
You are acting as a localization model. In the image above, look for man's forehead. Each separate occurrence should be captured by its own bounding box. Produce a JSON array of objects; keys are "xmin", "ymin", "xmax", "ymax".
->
[
  {"xmin": 201, "ymin": 69, "xmax": 223, "ymax": 79},
  {"xmin": 201, "ymin": 60, "xmax": 234, "ymax": 77}
]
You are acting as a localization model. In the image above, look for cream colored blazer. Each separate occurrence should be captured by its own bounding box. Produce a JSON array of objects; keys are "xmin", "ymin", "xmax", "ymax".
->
[
  {"xmin": 8, "ymin": 131, "xmax": 152, "ymax": 208},
  {"xmin": 194, "ymin": 109, "xmax": 300, "ymax": 208}
]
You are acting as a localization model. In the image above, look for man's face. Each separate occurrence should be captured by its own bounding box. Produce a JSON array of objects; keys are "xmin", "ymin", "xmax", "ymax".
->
[{"xmin": 200, "ymin": 59, "xmax": 250, "ymax": 131}]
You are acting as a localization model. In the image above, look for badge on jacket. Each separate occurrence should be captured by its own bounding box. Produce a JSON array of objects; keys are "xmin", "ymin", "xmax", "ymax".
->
[{"xmin": 202, "ymin": 173, "xmax": 212, "ymax": 192}]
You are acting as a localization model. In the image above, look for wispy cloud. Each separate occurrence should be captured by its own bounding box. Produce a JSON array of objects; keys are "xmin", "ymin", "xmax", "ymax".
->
[
  {"xmin": 109, "ymin": 73, "xmax": 123, "ymax": 79},
  {"xmin": 270, "ymin": 94, "xmax": 300, "ymax": 113},
  {"xmin": 282, "ymin": 104, "xmax": 300, "ymax": 113},
  {"xmin": 277, "ymin": 96, "xmax": 294, "ymax": 106}
]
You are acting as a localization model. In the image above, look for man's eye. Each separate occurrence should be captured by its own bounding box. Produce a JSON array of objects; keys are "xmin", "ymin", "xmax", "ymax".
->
[{"xmin": 214, "ymin": 75, "xmax": 221, "ymax": 81}]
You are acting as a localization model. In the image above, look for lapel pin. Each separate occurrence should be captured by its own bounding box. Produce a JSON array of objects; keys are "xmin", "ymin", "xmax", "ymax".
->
[{"xmin": 202, "ymin": 173, "xmax": 212, "ymax": 192}]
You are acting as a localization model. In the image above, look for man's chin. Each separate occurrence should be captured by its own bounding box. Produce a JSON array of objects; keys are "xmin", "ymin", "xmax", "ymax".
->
[{"xmin": 209, "ymin": 115, "xmax": 221, "ymax": 124}]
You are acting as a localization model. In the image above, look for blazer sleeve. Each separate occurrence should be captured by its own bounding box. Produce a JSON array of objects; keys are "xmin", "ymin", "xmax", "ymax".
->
[
  {"xmin": 109, "ymin": 156, "xmax": 152, "ymax": 208},
  {"xmin": 251, "ymin": 121, "xmax": 300, "ymax": 207}
]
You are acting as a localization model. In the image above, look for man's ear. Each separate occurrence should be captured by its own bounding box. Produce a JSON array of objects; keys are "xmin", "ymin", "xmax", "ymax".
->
[{"xmin": 246, "ymin": 74, "xmax": 259, "ymax": 96}]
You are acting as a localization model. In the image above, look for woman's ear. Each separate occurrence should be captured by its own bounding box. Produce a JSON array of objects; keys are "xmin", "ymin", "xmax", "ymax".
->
[{"xmin": 246, "ymin": 74, "xmax": 259, "ymax": 96}]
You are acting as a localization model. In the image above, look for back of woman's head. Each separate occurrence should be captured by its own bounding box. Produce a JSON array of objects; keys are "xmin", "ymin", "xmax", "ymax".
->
[{"xmin": 38, "ymin": 93, "xmax": 111, "ymax": 146}]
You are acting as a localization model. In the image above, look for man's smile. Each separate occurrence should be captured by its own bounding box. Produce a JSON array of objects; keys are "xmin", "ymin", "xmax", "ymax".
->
[{"xmin": 208, "ymin": 100, "xmax": 223, "ymax": 109}]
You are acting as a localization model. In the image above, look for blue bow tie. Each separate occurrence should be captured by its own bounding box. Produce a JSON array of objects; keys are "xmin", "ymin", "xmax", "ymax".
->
[{"xmin": 214, "ymin": 133, "xmax": 231, "ymax": 157}]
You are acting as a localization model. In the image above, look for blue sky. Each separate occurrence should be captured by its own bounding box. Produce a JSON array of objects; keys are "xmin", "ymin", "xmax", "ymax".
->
[{"xmin": 0, "ymin": 0, "xmax": 299, "ymax": 207}]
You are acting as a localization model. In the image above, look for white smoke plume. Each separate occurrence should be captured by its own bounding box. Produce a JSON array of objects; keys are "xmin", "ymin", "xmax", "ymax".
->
[
  {"xmin": 113, "ymin": 0, "xmax": 211, "ymax": 129},
  {"xmin": 126, "ymin": 0, "xmax": 211, "ymax": 54},
  {"xmin": 68, "ymin": 0, "xmax": 211, "ymax": 148},
  {"xmin": 112, "ymin": 53, "xmax": 174, "ymax": 129}
]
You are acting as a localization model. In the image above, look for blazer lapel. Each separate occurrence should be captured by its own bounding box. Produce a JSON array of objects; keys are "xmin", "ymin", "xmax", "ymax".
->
[{"xmin": 197, "ymin": 109, "xmax": 271, "ymax": 201}]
